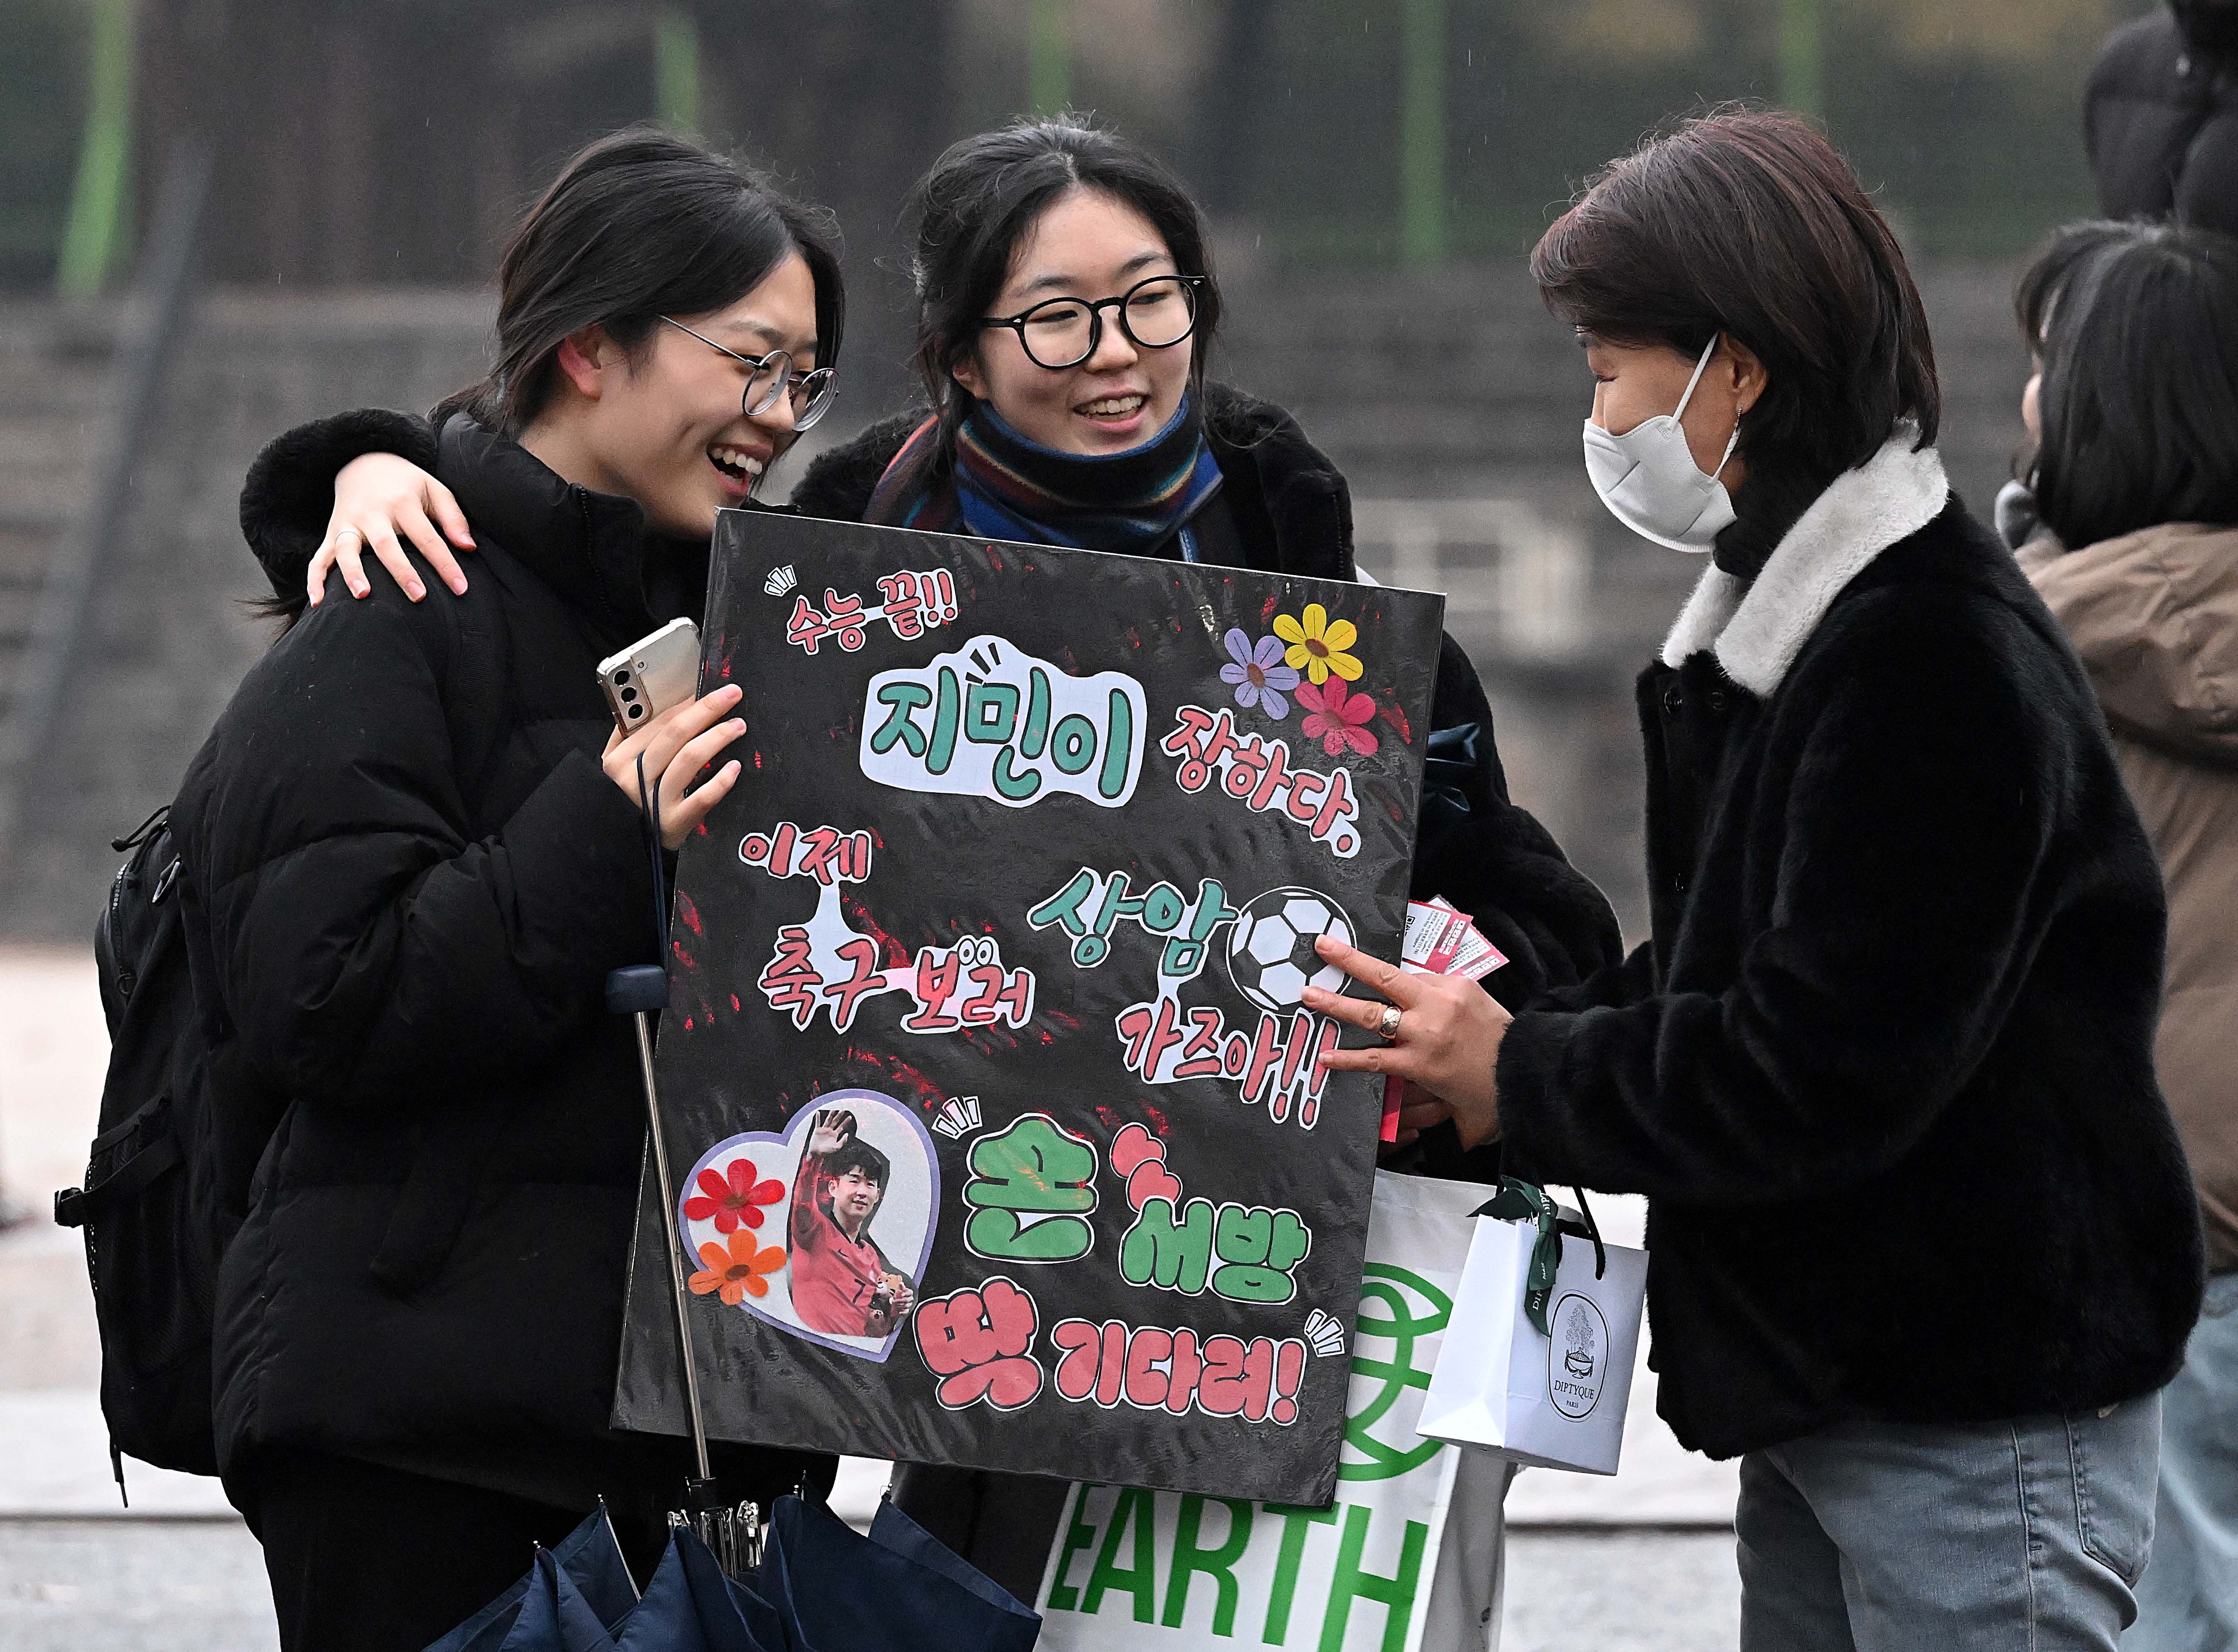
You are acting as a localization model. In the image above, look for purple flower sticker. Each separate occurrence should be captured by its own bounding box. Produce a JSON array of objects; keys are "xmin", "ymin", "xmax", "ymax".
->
[{"xmin": 1220, "ymin": 628, "xmax": 1301, "ymax": 720}]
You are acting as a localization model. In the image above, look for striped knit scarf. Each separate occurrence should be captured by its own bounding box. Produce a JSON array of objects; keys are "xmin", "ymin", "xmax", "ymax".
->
[{"xmin": 864, "ymin": 395, "xmax": 1223, "ymax": 557}]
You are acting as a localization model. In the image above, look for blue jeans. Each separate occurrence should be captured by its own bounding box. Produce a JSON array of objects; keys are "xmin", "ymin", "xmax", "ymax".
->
[
  {"xmin": 2126, "ymin": 1270, "xmax": 2238, "ymax": 1652},
  {"xmin": 1737, "ymin": 1401, "xmax": 2162, "ymax": 1651}
]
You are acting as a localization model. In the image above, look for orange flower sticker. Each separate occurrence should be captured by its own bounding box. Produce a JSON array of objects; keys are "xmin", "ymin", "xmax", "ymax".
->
[{"xmin": 688, "ymin": 1230, "xmax": 787, "ymax": 1306}]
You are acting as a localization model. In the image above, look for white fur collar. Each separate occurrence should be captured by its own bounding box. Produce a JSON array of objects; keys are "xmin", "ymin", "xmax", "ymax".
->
[{"xmin": 1659, "ymin": 434, "xmax": 1949, "ymax": 695}]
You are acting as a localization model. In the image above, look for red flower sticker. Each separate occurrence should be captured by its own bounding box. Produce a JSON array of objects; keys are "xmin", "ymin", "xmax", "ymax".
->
[
  {"xmin": 1296, "ymin": 677, "xmax": 1380, "ymax": 757},
  {"xmin": 684, "ymin": 1157, "xmax": 784, "ymax": 1232}
]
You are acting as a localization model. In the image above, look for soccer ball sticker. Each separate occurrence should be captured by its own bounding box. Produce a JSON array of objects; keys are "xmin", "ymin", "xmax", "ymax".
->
[{"xmin": 1225, "ymin": 887, "xmax": 1355, "ymax": 1013}]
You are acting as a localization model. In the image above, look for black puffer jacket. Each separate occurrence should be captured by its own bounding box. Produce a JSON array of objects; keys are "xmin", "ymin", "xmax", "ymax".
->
[
  {"xmin": 2086, "ymin": 6, "xmax": 2238, "ymax": 236},
  {"xmin": 177, "ymin": 415, "xmax": 822, "ymax": 1512},
  {"xmin": 1498, "ymin": 437, "xmax": 2205, "ymax": 1459}
]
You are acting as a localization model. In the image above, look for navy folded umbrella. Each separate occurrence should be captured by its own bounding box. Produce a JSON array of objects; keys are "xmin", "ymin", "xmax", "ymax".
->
[
  {"xmin": 866, "ymin": 1495, "xmax": 1043, "ymax": 1640},
  {"xmin": 615, "ymin": 1523, "xmax": 787, "ymax": 1652},
  {"xmin": 501, "ymin": 1546, "xmax": 628, "ymax": 1652},
  {"xmin": 754, "ymin": 1493, "xmax": 1041, "ymax": 1652},
  {"xmin": 422, "ymin": 1505, "xmax": 640, "ymax": 1652}
]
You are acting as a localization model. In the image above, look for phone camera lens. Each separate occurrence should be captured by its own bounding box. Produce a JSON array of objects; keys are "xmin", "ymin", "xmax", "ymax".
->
[
  {"xmin": 628, "ymin": 704, "xmax": 644, "ymax": 719},
  {"xmin": 612, "ymin": 670, "xmax": 630, "ymax": 686},
  {"xmin": 620, "ymin": 686, "xmax": 638, "ymax": 703}
]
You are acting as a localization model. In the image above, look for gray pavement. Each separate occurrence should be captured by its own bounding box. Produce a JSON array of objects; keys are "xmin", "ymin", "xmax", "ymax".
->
[{"xmin": 0, "ymin": 1520, "xmax": 278, "ymax": 1652}]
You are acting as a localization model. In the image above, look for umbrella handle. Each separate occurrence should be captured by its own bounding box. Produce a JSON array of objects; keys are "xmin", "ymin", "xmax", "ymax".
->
[
  {"xmin": 614, "ymin": 756, "xmax": 713, "ymax": 1483},
  {"xmin": 629, "ymin": 1001, "xmax": 714, "ymax": 1485}
]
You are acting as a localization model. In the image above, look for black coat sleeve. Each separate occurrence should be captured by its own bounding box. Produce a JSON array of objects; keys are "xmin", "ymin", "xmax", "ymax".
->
[
  {"xmin": 1393, "ymin": 633, "xmax": 1623, "ymax": 1186},
  {"xmin": 1496, "ymin": 591, "xmax": 2086, "ymax": 1205},
  {"xmin": 180, "ymin": 581, "xmax": 657, "ymax": 1109},
  {"xmin": 238, "ymin": 408, "xmax": 439, "ymax": 601},
  {"xmin": 787, "ymin": 413, "xmax": 923, "ymax": 523},
  {"xmin": 1413, "ymin": 633, "xmax": 1623, "ymax": 1010}
]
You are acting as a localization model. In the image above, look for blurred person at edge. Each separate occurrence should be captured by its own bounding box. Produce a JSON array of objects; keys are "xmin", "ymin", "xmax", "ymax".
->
[
  {"xmin": 2087, "ymin": 0, "xmax": 2238, "ymax": 239},
  {"xmin": 2004, "ymin": 219, "xmax": 2238, "ymax": 1652},
  {"xmin": 170, "ymin": 129, "xmax": 844, "ymax": 1652},
  {"xmin": 1306, "ymin": 111, "xmax": 2206, "ymax": 1651},
  {"xmin": 245, "ymin": 112, "xmax": 1623, "ymax": 1600}
]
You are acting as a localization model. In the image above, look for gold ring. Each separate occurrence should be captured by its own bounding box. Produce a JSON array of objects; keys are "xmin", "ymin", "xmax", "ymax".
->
[{"xmin": 1377, "ymin": 1005, "xmax": 1403, "ymax": 1042}]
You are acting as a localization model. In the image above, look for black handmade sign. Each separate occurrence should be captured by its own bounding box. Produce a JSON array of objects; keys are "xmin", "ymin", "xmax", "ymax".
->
[{"xmin": 612, "ymin": 511, "xmax": 1444, "ymax": 1505}]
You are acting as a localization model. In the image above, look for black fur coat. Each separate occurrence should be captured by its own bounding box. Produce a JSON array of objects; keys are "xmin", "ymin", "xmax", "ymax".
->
[{"xmin": 1498, "ymin": 436, "xmax": 2206, "ymax": 1458}]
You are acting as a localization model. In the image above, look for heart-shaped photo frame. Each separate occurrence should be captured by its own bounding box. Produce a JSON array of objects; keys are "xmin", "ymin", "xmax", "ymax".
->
[{"xmin": 678, "ymin": 1088, "xmax": 942, "ymax": 1363}]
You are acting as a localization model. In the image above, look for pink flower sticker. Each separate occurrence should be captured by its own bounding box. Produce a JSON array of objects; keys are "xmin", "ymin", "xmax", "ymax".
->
[{"xmin": 1296, "ymin": 676, "xmax": 1380, "ymax": 758}]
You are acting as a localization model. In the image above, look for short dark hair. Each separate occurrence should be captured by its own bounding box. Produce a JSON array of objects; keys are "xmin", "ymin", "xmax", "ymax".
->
[
  {"xmin": 1530, "ymin": 109, "xmax": 1940, "ymax": 491},
  {"xmin": 904, "ymin": 115, "xmax": 1221, "ymax": 468},
  {"xmin": 438, "ymin": 127, "xmax": 845, "ymax": 435},
  {"xmin": 2018, "ymin": 219, "xmax": 2238, "ymax": 548},
  {"xmin": 828, "ymin": 1138, "xmax": 890, "ymax": 1190}
]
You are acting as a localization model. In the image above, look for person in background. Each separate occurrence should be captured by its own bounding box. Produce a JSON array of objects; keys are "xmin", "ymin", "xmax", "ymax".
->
[
  {"xmin": 173, "ymin": 129, "xmax": 842, "ymax": 1651},
  {"xmin": 2009, "ymin": 217, "xmax": 2238, "ymax": 1652},
  {"xmin": 1310, "ymin": 110, "xmax": 2205, "ymax": 1650},
  {"xmin": 2086, "ymin": 0, "xmax": 2238, "ymax": 238}
]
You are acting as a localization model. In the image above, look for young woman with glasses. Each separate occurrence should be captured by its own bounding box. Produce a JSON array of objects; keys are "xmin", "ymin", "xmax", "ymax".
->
[
  {"xmin": 172, "ymin": 128, "xmax": 844, "ymax": 1651},
  {"xmin": 238, "ymin": 115, "xmax": 1624, "ymax": 1600}
]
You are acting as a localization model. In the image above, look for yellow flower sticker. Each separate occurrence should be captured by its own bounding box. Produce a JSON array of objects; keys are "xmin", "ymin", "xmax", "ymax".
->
[{"xmin": 1271, "ymin": 603, "xmax": 1362, "ymax": 685}]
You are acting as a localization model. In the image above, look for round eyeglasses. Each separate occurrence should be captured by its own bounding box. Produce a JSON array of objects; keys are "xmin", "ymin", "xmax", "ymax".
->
[
  {"xmin": 660, "ymin": 316, "xmax": 838, "ymax": 431},
  {"xmin": 980, "ymin": 275, "xmax": 1206, "ymax": 371}
]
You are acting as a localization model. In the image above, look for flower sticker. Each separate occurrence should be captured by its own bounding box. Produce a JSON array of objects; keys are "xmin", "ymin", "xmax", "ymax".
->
[
  {"xmin": 1219, "ymin": 628, "xmax": 1301, "ymax": 719},
  {"xmin": 1271, "ymin": 604, "xmax": 1362, "ymax": 685},
  {"xmin": 689, "ymin": 1230, "xmax": 788, "ymax": 1306},
  {"xmin": 1296, "ymin": 677, "xmax": 1380, "ymax": 757},
  {"xmin": 684, "ymin": 1157, "xmax": 784, "ymax": 1232}
]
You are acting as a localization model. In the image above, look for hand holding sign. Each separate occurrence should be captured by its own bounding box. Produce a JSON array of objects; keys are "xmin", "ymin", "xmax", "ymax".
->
[{"xmin": 1304, "ymin": 935, "xmax": 1511, "ymax": 1149}]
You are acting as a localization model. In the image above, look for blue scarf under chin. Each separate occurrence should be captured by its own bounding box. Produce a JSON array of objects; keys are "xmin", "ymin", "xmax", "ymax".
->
[{"xmin": 872, "ymin": 395, "xmax": 1224, "ymax": 559}]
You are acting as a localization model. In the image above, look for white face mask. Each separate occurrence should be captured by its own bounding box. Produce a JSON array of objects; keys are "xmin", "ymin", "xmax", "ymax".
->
[{"xmin": 1582, "ymin": 335, "xmax": 1741, "ymax": 553}]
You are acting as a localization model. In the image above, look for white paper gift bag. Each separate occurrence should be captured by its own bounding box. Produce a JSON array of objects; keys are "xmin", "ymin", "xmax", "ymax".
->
[{"xmin": 1416, "ymin": 1182, "xmax": 1647, "ymax": 1475}]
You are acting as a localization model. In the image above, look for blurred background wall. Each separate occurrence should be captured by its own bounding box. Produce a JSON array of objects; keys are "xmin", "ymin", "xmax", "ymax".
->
[{"xmin": 0, "ymin": 0, "xmax": 2157, "ymax": 944}]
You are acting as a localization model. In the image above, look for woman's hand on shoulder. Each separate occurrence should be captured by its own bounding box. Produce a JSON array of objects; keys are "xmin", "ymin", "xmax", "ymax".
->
[{"xmin": 308, "ymin": 453, "xmax": 475, "ymax": 607}]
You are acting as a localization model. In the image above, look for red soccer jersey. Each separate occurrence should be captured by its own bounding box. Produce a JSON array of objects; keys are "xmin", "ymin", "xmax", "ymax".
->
[{"xmin": 787, "ymin": 1154, "xmax": 893, "ymax": 1337}]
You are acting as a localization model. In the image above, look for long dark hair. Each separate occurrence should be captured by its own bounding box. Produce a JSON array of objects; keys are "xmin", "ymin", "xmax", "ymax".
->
[
  {"xmin": 904, "ymin": 115, "xmax": 1222, "ymax": 471},
  {"xmin": 1531, "ymin": 109, "xmax": 1940, "ymax": 521},
  {"xmin": 2019, "ymin": 219, "xmax": 2238, "ymax": 548},
  {"xmin": 439, "ymin": 127, "xmax": 845, "ymax": 435}
]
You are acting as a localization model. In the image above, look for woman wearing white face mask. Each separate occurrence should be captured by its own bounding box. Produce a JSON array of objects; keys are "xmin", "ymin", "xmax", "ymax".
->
[{"xmin": 1309, "ymin": 111, "xmax": 2203, "ymax": 1650}]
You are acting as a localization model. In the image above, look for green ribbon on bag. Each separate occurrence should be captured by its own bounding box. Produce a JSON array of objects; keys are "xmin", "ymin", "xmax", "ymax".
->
[{"xmin": 1469, "ymin": 1176, "xmax": 1606, "ymax": 1339}]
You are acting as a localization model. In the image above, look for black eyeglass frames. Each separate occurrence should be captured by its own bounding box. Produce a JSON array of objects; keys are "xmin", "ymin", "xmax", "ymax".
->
[
  {"xmin": 660, "ymin": 316, "xmax": 838, "ymax": 431},
  {"xmin": 980, "ymin": 275, "xmax": 1207, "ymax": 370}
]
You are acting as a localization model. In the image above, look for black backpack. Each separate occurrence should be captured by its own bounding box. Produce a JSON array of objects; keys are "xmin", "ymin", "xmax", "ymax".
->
[{"xmin": 55, "ymin": 805, "xmax": 242, "ymax": 1486}]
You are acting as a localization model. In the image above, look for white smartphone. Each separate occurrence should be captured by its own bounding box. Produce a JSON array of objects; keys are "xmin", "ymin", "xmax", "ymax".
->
[{"xmin": 598, "ymin": 617, "xmax": 703, "ymax": 735}]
